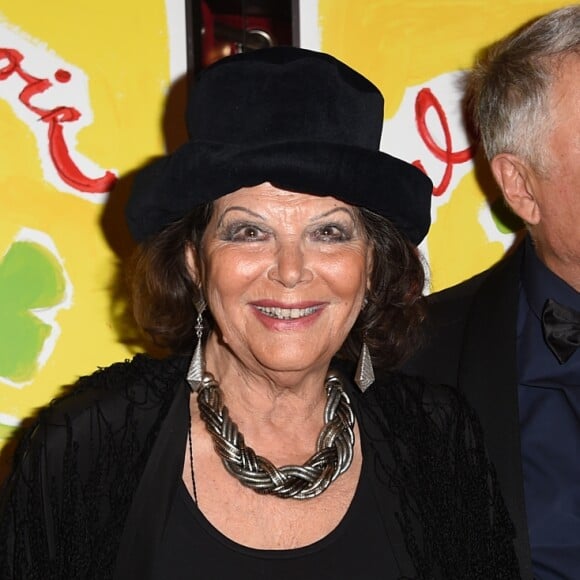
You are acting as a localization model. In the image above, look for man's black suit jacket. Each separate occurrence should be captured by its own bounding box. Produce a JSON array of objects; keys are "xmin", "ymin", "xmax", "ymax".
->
[{"xmin": 405, "ymin": 243, "xmax": 533, "ymax": 580}]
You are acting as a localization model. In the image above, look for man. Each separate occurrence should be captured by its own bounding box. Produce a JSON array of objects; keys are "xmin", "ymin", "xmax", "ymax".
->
[{"xmin": 405, "ymin": 6, "xmax": 580, "ymax": 580}]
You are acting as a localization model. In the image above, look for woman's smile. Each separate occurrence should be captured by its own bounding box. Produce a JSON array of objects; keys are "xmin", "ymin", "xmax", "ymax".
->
[
  {"xmin": 253, "ymin": 304, "xmax": 323, "ymax": 320},
  {"xmin": 251, "ymin": 302, "xmax": 326, "ymax": 331}
]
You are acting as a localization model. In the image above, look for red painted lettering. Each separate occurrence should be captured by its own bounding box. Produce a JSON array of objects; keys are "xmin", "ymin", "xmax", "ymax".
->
[
  {"xmin": 413, "ymin": 88, "xmax": 474, "ymax": 197},
  {"xmin": 0, "ymin": 47, "xmax": 116, "ymax": 193}
]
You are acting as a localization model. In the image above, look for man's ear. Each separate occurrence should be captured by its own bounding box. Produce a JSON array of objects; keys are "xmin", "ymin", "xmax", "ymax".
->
[
  {"xmin": 184, "ymin": 245, "xmax": 200, "ymax": 285},
  {"xmin": 490, "ymin": 153, "xmax": 541, "ymax": 225}
]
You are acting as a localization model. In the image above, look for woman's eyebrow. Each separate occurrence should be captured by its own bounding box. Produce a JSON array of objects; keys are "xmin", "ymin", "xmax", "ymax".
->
[
  {"xmin": 310, "ymin": 207, "xmax": 356, "ymax": 222},
  {"xmin": 216, "ymin": 206, "xmax": 265, "ymax": 228}
]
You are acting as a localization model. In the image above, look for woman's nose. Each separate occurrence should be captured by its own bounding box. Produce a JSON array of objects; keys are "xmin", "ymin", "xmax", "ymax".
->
[{"xmin": 267, "ymin": 243, "xmax": 313, "ymax": 288}]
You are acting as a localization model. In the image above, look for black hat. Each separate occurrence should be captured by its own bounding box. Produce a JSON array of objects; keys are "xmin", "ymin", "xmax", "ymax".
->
[{"xmin": 126, "ymin": 46, "xmax": 432, "ymax": 244}]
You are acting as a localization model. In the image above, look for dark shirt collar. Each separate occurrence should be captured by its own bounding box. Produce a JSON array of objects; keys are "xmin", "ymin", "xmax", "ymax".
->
[{"xmin": 521, "ymin": 236, "xmax": 580, "ymax": 320}]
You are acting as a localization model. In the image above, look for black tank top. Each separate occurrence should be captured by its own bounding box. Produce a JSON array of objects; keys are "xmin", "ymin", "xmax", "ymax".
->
[{"xmin": 152, "ymin": 454, "xmax": 399, "ymax": 579}]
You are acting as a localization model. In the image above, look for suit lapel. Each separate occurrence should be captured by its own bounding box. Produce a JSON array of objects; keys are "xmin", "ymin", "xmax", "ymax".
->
[{"xmin": 458, "ymin": 245, "xmax": 533, "ymax": 579}]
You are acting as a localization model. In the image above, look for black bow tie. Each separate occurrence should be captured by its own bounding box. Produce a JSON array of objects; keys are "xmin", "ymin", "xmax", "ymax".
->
[{"xmin": 541, "ymin": 298, "xmax": 580, "ymax": 364}]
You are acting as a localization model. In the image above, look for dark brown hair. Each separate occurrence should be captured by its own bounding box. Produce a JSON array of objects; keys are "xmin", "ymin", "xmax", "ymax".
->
[{"xmin": 130, "ymin": 202, "xmax": 425, "ymax": 369}]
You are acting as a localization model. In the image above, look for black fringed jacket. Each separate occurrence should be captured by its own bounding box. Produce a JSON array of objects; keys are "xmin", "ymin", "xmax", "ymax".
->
[{"xmin": 0, "ymin": 355, "xmax": 520, "ymax": 579}]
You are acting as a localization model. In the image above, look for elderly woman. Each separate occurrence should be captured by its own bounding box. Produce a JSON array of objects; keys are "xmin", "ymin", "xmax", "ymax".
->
[{"xmin": 0, "ymin": 47, "xmax": 518, "ymax": 579}]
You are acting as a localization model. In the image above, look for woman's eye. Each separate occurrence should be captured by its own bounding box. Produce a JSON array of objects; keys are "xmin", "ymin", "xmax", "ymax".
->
[
  {"xmin": 312, "ymin": 224, "xmax": 350, "ymax": 242},
  {"xmin": 226, "ymin": 224, "xmax": 268, "ymax": 242}
]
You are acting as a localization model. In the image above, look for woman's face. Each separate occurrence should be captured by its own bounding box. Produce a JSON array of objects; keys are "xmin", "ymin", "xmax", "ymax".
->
[{"xmin": 187, "ymin": 183, "xmax": 372, "ymax": 376}]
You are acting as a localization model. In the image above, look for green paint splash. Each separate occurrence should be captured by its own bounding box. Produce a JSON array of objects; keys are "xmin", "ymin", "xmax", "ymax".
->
[{"xmin": 0, "ymin": 241, "xmax": 67, "ymax": 383}]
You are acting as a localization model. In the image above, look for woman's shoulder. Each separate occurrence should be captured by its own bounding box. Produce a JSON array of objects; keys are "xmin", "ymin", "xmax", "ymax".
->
[
  {"xmin": 5, "ymin": 354, "xmax": 189, "ymax": 490},
  {"xmin": 19, "ymin": 353, "xmax": 190, "ymax": 458},
  {"xmin": 76, "ymin": 352, "xmax": 188, "ymax": 400},
  {"xmin": 43, "ymin": 353, "xmax": 189, "ymax": 421}
]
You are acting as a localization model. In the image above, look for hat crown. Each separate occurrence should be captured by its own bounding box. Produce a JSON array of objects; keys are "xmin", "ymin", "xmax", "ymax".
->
[
  {"xmin": 127, "ymin": 46, "xmax": 432, "ymax": 245},
  {"xmin": 187, "ymin": 47, "xmax": 384, "ymax": 150}
]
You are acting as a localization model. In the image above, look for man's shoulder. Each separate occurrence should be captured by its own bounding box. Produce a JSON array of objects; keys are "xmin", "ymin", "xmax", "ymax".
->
[
  {"xmin": 425, "ymin": 269, "xmax": 490, "ymax": 329},
  {"xmin": 430, "ymin": 268, "xmax": 488, "ymax": 303},
  {"xmin": 404, "ymin": 245, "xmax": 523, "ymax": 383},
  {"xmin": 365, "ymin": 372, "xmax": 484, "ymax": 459},
  {"xmin": 371, "ymin": 371, "xmax": 469, "ymax": 416},
  {"xmin": 426, "ymin": 244, "xmax": 523, "ymax": 315}
]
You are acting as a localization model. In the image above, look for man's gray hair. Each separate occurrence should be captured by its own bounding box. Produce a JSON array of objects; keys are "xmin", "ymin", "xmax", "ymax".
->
[{"xmin": 466, "ymin": 5, "xmax": 580, "ymax": 171}]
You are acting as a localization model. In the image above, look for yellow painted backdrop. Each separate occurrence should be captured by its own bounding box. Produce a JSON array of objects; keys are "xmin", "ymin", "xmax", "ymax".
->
[{"xmin": 0, "ymin": 0, "xmax": 175, "ymax": 472}]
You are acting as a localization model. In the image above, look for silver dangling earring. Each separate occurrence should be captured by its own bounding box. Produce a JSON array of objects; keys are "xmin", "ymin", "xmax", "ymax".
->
[
  {"xmin": 355, "ymin": 297, "xmax": 374, "ymax": 392},
  {"xmin": 187, "ymin": 297, "xmax": 206, "ymax": 392},
  {"xmin": 355, "ymin": 341, "xmax": 375, "ymax": 392}
]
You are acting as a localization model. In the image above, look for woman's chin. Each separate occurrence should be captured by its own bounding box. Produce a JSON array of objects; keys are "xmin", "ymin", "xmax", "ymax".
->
[{"xmin": 250, "ymin": 347, "xmax": 332, "ymax": 377}]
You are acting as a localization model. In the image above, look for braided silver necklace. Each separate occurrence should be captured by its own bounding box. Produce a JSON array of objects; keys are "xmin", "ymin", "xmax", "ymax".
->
[{"xmin": 191, "ymin": 371, "xmax": 355, "ymax": 500}]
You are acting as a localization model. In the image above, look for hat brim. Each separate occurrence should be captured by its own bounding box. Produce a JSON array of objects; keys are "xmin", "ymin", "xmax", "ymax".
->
[{"xmin": 126, "ymin": 140, "xmax": 432, "ymax": 245}]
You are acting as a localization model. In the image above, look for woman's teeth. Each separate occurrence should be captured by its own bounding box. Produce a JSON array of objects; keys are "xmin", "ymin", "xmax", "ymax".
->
[{"xmin": 256, "ymin": 306, "xmax": 318, "ymax": 319}]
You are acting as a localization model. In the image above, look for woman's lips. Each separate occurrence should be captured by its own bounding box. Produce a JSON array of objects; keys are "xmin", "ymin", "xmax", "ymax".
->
[{"xmin": 250, "ymin": 301, "xmax": 326, "ymax": 328}]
